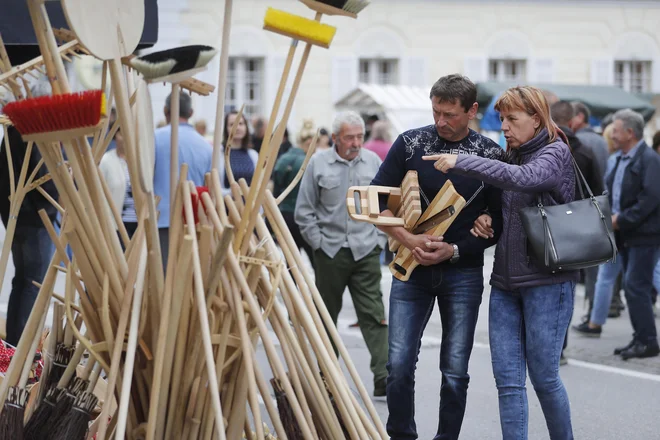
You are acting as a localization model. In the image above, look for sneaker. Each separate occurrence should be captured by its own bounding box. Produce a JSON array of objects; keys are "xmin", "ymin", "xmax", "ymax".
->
[
  {"xmin": 572, "ymin": 321, "xmax": 602, "ymax": 337},
  {"xmin": 559, "ymin": 353, "xmax": 568, "ymax": 366},
  {"xmin": 373, "ymin": 378, "xmax": 386, "ymax": 397}
]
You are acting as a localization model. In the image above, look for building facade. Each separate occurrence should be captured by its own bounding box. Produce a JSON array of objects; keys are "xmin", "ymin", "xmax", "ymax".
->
[{"xmin": 146, "ymin": 0, "xmax": 660, "ymax": 138}]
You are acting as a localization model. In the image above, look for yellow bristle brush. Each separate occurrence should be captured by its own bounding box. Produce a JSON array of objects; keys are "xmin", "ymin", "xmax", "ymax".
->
[{"xmin": 263, "ymin": 8, "xmax": 337, "ymax": 48}]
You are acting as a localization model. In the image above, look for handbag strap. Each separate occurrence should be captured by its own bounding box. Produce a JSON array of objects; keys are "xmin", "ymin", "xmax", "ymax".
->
[{"xmin": 535, "ymin": 152, "xmax": 594, "ymax": 208}]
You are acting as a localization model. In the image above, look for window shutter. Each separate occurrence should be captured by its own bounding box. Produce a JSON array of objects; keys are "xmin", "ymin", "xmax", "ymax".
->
[
  {"xmin": 331, "ymin": 56, "xmax": 358, "ymax": 104},
  {"xmin": 528, "ymin": 57, "xmax": 555, "ymax": 84},
  {"xmin": 590, "ymin": 58, "xmax": 614, "ymax": 85},
  {"xmin": 401, "ymin": 56, "xmax": 428, "ymax": 88},
  {"xmin": 463, "ymin": 56, "xmax": 488, "ymax": 83}
]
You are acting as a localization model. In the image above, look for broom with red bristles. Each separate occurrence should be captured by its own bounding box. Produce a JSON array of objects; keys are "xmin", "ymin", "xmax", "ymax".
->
[{"xmin": 1, "ymin": 90, "xmax": 106, "ymax": 143}]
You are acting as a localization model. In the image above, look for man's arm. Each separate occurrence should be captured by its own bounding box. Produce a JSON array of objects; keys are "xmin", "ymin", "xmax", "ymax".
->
[
  {"xmin": 294, "ymin": 158, "xmax": 322, "ymax": 250},
  {"xmin": 617, "ymin": 153, "xmax": 660, "ymax": 231}
]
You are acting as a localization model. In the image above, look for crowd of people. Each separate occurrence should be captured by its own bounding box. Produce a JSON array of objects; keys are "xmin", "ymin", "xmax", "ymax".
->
[{"xmin": 2, "ymin": 72, "xmax": 660, "ymax": 440}]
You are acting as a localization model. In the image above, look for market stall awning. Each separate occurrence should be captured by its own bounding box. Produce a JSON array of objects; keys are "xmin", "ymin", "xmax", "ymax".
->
[
  {"xmin": 335, "ymin": 84, "xmax": 432, "ymax": 135},
  {"xmin": 0, "ymin": 0, "xmax": 158, "ymax": 65},
  {"xmin": 477, "ymin": 81, "xmax": 656, "ymax": 123}
]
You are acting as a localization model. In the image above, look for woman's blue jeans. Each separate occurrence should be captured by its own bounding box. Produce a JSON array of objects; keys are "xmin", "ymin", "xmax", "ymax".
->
[{"xmin": 490, "ymin": 281, "xmax": 575, "ymax": 440}]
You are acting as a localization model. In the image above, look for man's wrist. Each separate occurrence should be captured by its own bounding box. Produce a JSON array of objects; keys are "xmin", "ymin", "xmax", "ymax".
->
[{"xmin": 449, "ymin": 243, "xmax": 460, "ymax": 263}]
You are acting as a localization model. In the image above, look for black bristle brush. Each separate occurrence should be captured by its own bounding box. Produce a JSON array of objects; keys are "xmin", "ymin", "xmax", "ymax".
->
[
  {"xmin": 129, "ymin": 45, "xmax": 218, "ymax": 80},
  {"xmin": 314, "ymin": 0, "xmax": 370, "ymax": 13},
  {"xmin": 24, "ymin": 387, "xmax": 66, "ymax": 440},
  {"xmin": 51, "ymin": 362, "xmax": 101, "ymax": 440},
  {"xmin": 0, "ymin": 387, "xmax": 29, "ymax": 440}
]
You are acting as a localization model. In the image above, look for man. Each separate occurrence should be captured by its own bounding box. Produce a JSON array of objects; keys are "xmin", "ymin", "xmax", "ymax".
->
[
  {"xmin": 295, "ymin": 110, "xmax": 389, "ymax": 397},
  {"xmin": 0, "ymin": 80, "xmax": 58, "ymax": 345},
  {"xmin": 372, "ymin": 74, "xmax": 503, "ymax": 440},
  {"xmin": 153, "ymin": 92, "xmax": 213, "ymax": 267},
  {"xmin": 580, "ymin": 109, "xmax": 660, "ymax": 359},
  {"xmin": 571, "ymin": 101, "xmax": 608, "ymax": 176}
]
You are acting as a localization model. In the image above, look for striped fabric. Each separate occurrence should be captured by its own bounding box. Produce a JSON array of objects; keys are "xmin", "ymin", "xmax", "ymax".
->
[{"xmin": 121, "ymin": 160, "xmax": 138, "ymax": 223}]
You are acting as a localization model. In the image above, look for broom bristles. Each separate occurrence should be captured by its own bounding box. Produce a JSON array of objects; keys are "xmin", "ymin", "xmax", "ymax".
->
[
  {"xmin": 0, "ymin": 386, "xmax": 28, "ymax": 440},
  {"xmin": 50, "ymin": 391, "xmax": 98, "ymax": 440},
  {"xmin": 24, "ymin": 387, "xmax": 64, "ymax": 440},
  {"xmin": 130, "ymin": 45, "xmax": 218, "ymax": 80},
  {"xmin": 1, "ymin": 90, "xmax": 106, "ymax": 136}
]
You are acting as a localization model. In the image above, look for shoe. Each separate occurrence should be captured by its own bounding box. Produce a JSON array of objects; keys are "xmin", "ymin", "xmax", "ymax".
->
[
  {"xmin": 572, "ymin": 321, "xmax": 602, "ymax": 337},
  {"xmin": 559, "ymin": 353, "xmax": 568, "ymax": 366},
  {"xmin": 608, "ymin": 309, "xmax": 621, "ymax": 318},
  {"xmin": 373, "ymin": 378, "xmax": 386, "ymax": 397},
  {"xmin": 614, "ymin": 339, "xmax": 636, "ymax": 355},
  {"xmin": 619, "ymin": 342, "xmax": 660, "ymax": 360}
]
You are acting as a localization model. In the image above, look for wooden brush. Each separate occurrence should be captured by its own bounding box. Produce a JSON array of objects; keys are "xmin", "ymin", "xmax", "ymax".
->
[
  {"xmin": 1, "ymin": 90, "xmax": 106, "ymax": 142},
  {"xmin": 263, "ymin": 8, "xmax": 337, "ymax": 48},
  {"xmin": 301, "ymin": 0, "xmax": 371, "ymax": 15}
]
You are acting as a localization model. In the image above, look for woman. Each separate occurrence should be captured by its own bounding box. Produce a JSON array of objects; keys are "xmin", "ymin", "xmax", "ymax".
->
[
  {"xmin": 99, "ymin": 128, "xmax": 138, "ymax": 239},
  {"xmin": 315, "ymin": 128, "xmax": 331, "ymax": 153},
  {"xmin": 424, "ymin": 86, "xmax": 577, "ymax": 439},
  {"xmin": 272, "ymin": 119, "xmax": 316, "ymax": 263},
  {"xmin": 217, "ymin": 111, "xmax": 259, "ymax": 195},
  {"xmin": 363, "ymin": 120, "xmax": 392, "ymax": 161}
]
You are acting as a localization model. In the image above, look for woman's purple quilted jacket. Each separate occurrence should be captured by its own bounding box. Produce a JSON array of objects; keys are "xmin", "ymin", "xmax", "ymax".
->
[{"xmin": 452, "ymin": 129, "xmax": 580, "ymax": 291}]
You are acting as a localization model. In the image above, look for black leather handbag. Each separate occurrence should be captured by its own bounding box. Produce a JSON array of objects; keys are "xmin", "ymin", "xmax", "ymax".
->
[{"xmin": 519, "ymin": 156, "xmax": 618, "ymax": 273}]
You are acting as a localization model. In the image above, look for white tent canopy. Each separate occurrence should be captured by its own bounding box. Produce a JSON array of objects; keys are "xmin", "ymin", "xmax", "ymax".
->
[{"xmin": 334, "ymin": 84, "xmax": 432, "ymax": 136}]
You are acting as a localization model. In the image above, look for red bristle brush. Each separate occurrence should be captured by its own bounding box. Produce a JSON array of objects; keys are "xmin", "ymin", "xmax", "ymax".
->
[{"xmin": 1, "ymin": 90, "xmax": 107, "ymax": 143}]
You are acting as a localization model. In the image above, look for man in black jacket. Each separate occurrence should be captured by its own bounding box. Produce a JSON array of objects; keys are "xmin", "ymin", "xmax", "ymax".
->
[
  {"xmin": 0, "ymin": 124, "xmax": 58, "ymax": 345},
  {"xmin": 601, "ymin": 109, "xmax": 660, "ymax": 359}
]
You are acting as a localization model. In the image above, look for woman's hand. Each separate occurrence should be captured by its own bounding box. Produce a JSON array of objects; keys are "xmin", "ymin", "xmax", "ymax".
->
[
  {"xmin": 471, "ymin": 214, "xmax": 494, "ymax": 239},
  {"xmin": 422, "ymin": 154, "xmax": 458, "ymax": 173}
]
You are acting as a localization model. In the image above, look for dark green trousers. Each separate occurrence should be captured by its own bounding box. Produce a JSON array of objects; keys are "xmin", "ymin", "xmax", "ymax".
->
[{"xmin": 314, "ymin": 246, "xmax": 388, "ymax": 383}]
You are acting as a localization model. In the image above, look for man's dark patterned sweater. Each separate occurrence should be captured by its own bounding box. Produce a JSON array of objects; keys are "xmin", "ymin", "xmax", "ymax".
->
[{"xmin": 371, "ymin": 126, "xmax": 504, "ymax": 282}]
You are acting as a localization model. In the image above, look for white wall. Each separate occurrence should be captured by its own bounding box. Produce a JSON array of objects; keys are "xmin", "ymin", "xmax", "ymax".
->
[{"xmin": 161, "ymin": 0, "xmax": 660, "ymax": 138}]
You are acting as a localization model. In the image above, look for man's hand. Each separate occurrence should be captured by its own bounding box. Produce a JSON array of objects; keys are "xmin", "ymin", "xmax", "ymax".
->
[
  {"xmin": 471, "ymin": 214, "xmax": 494, "ymax": 239},
  {"xmin": 412, "ymin": 240, "xmax": 454, "ymax": 266},
  {"xmin": 612, "ymin": 214, "xmax": 619, "ymax": 230},
  {"xmin": 401, "ymin": 232, "xmax": 442, "ymax": 252}
]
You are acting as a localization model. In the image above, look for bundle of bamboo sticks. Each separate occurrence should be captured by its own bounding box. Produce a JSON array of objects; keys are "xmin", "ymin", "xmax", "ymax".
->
[{"xmin": 0, "ymin": 0, "xmax": 386, "ymax": 438}]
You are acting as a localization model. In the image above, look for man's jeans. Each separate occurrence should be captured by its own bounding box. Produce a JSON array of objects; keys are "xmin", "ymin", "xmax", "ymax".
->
[
  {"xmin": 7, "ymin": 225, "xmax": 54, "ymax": 346},
  {"xmin": 490, "ymin": 281, "xmax": 575, "ymax": 440},
  {"xmin": 619, "ymin": 245, "xmax": 659, "ymax": 345},
  {"xmin": 386, "ymin": 266, "xmax": 483, "ymax": 440},
  {"xmin": 590, "ymin": 259, "xmax": 623, "ymax": 326}
]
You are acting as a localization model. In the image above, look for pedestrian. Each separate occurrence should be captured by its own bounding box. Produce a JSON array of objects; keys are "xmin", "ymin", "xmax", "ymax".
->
[
  {"xmin": 295, "ymin": 110, "xmax": 389, "ymax": 398},
  {"xmin": 99, "ymin": 126, "xmax": 139, "ymax": 239},
  {"xmin": 0, "ymin": 80, "xmax": 58, "ymax": 346},
  {"xmin": 372, "ymin": 74, "xmax": 504, "ymax": 440},
  {"xmin": 273, "ymin": 119, "xmax": 316, "ymax": 264},
  {"xmin": 571, "ymin": 101, "xmax": 608, "ymax": 176},
  {"xmin": 424, "ymin": 85, "xmax": 577, "ymax": 439},
  {"xmin": 216, "ymin": 111, "xmax": 259, "ymax": 196},
  {"xmin": 574, "ymin": 110, "xmax": 660, "ymax": 359},
  {"xmin": 153, "ymin": 91, "xmax": 213, "ymax": 268},
  {"xmin": 363, "ymin": 120, "xmax": 393, "ymax": 161}
]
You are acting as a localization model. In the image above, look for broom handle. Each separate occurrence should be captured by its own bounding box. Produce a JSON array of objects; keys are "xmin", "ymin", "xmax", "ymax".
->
[
  {"xmin": 115, "ymin": 243, "xmax": 148, "ymax": 440},
  {"xmin": 169, "ymin": 83, "xmax": 180, "ymax": 221},
  {"xmin": 264, "ymin": 191, "xmax": 388, "ymax": 438},
  {"xmin": 275, "ymin": 130, "xmax": 318, "ymax": 205},
  {"xmin": 17, "ymin": 299, "xmax": 50, "ymax": 389},
  {"xmin": 231, "ymin": 36, "xmax": 298, "ymax": 252},
  {"xmin": 211, "ymin": 0, "xmax": 234, "ymax": 170},
  {"xmin": 181, "ymin": 184, "xmax": 227, "ymax": 440}
]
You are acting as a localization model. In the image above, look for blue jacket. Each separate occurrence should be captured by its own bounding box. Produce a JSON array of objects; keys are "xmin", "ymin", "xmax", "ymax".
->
[{"xmin": 606, "ymin": 142, "xmax": 660, "ymax": 247}]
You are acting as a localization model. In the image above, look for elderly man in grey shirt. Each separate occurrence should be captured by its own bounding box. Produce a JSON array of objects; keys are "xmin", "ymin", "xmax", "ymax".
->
[{"xmin": 295, "ymin": 110, "xmax": 388, "ymax": 397}]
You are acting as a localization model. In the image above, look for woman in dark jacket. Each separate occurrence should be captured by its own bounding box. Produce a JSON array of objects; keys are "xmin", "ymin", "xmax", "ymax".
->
[{"xmin": 424, "ymin": 86, "xmax": 577, "ymax": 440}]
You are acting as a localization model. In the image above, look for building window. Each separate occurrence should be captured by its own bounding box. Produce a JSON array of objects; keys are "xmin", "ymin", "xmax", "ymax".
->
[
  {"xmin": 359, "ymin": 59, "xmax": 398, "ymax": 85},
  {"xmin": 614, "ymin": 60, "xmax": 652, "ymax": 93},
  {"xmin": 226, "ymin": 57, "xmax": 264, "ymax": 119},
  {"xmin": 488, "ymin": 59, "xmax": 526, "ymax": 82}
]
